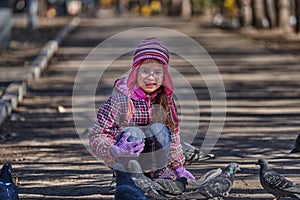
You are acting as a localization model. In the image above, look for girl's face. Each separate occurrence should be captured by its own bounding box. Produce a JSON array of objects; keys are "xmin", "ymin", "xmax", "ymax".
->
[{"xmin": 137, "ymin": 59, "xmax": 164, "ymax": 94}]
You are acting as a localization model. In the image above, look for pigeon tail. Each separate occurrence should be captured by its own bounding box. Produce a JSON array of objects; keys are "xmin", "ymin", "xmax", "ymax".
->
[
  {"xmin": 293, "ymin": 193, "xmax": 300, "ymax": 199},
  {"xmin": 181, "ymin": 142, "xmax": 216, "ymax": 165},
  {"xmin": 290, "ymin": 148, "xmax": 300, "ymax": 153},
  {"xmin": 290, "ymin": 133, "xmax": 300, "ymax": 153}
]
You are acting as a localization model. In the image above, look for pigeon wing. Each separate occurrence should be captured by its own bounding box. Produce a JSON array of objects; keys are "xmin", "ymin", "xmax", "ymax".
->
[
  {"xmin": 262, "ymin": 170, "xmax": 295, "ymax": 190},
  {"xmin": 260, "ymin": 170, "xmax": 300, "ymax": 199},
  {"xmin": 197, "ymin": 176, "xmax": 233, "ymax": 198},
  {"xmin": 154, "ymin": 177, "xmax": 187, "ymax": 195},
  {"xmin": 197, "ymin": 168, "xmax": 222, "ymax": 185}
]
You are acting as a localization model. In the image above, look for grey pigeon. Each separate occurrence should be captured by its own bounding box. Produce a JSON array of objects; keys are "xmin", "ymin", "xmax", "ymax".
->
[
  {"xmin": 114, "ymin": 162, "xmax": 148, "ymax": 200},
  {"xmin": 256, "ymin": 158, "xmax": 300, "ymax": 200},
  {"xmin": 0, "ymin": 163, "xmax": 19, "ymax": 200},
  {"xmin": 128, "ymin": 160, "xmax": 167, "ymax": 199},
  {"xmin": 181, "ymin": 162, "xmax": 240, "ymax": 200},
  {"xmin": 290, "ymin": 133, "xmax": 300, "ymax": 153},
  {"xmin": 128, "ymin": 160, "xmax": 187, "ymax": 197},
  {"xmin": 181, "ymin": 142, "xmax": 215, "ymax": 165}
]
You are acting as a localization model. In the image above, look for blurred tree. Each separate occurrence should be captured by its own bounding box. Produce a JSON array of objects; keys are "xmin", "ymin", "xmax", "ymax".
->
[
  {"xmin": 265, "ymin": 0, "xmax": 277, "ymax": 28},
  {"xmin": 27, "ymin": 0, "xmax": 38, "ymax": 30},
  {"xmin": 296, "ymin": 0, "xmax": 300, "ymax": 33},
  {"xmin": 278, "ymin": 0, "xmax": 291, "ymax": 31},
  {"xmin": 160, "ymin": 0, "xmax": 171, "ymax": 15},
  {"xmin": 0, "ymin": 0, "xmax": 11, "ymax": 49},
  {"xmin": 191, "ymin": 0, "xmax": 222, "ymax": 15},
  {"xmin": 253, "ymin": 0, "xmax": 266, "ymax": 28},
  {"xmin": 239, "ymin": 0, "xmax": 252, "ymax": 27},
  {"xmin": 181, "ymin": 0, "xmax": 191, "ymax": 19}
]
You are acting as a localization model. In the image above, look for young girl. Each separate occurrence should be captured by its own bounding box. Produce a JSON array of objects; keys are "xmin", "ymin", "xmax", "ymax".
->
[{"xmin": 89, "ymin": 37, "xmax": 195, "ymax": 187}]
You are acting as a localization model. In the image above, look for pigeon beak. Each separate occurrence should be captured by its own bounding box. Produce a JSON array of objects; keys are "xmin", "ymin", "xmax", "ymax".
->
[{"xmin": 237, "ymin": 165, "xmax": 241, "ymax": 172}]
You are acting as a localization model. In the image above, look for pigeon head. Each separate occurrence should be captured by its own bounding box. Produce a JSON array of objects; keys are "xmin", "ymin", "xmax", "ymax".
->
[
  {"xmin": 114, "ymin": 162, "xmax": 128, "ymax": 175},
  {"xmin": 225, "ymin": 162, "xmax": 240, "ymax": 175},
  {"xmin": 256, "ymin": 158, "xmax": 269, "ymax": 171},
  {"xmin": 128, "ymin": 160, "xmax": 142, "ymax": 174}
]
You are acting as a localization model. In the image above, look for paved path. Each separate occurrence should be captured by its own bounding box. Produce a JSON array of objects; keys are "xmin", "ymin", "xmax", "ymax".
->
[{"xmin": 0, "ymin": 16, "xmax": 300, "ymax": 199}]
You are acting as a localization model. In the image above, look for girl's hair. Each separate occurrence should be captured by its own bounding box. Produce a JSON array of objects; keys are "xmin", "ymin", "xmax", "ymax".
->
[
  {"xmin": 153, "ymin": 87, "xmax": 174, "ymax": 132},
  {"xmin": 139, "ymin": 58, "xmax": 174, "ymax": 132}
]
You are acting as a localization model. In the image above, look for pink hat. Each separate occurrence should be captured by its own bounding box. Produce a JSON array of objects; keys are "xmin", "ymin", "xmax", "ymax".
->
[{"xmin": 127, "ymin": 37, "xmax": 174, "ymax": 95}]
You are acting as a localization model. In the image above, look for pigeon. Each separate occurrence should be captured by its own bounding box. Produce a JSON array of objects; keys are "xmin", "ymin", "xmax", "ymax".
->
[
  {"xmin": 290, "ymin": 133, "xmax": 300, "ymax": 153},
  {"xmin": 181, "ymin": 142, "xmax": 215, "ymax": 165},
  {"xmin": 128, "ymin": 159, "xmax": 188, "ymax": 197},
  {"xmin": 127, "ymin": 160, "xmax": 167, "ymax": 199},
  {"xmin": 256, "ymin": 158, "xmax": 300, "ymax": 200},
  {"xmin": 114, "ymin": 162, "xmax": 148, "ymax": 200},
  {"xmin": 181, "ymin": 162, "xmax": 240, "ymax": 200},
  {"xmin": 0, "ymin": 163, "xmax": 19, "ymax": 200}
]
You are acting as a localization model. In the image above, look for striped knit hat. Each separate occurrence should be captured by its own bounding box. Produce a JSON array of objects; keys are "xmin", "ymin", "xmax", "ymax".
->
[
  {"xmin": 127, "ymin": 37, "xmax": 173, "ymax": 95},
  {"xmin": 132, "ymin": 37, "xmax": 169, "ymax": 67}
]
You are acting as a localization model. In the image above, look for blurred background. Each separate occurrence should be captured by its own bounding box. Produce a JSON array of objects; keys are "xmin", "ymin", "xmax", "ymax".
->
[
  {"xmin": 2, "ymin": 0, "xmax": 299, "ymax": 30},
  {"xmin": 0, "ymin": 0, "xmax": 299, "ymax": 84}
]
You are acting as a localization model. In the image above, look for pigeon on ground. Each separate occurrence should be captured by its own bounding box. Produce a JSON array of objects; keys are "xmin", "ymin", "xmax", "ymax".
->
[
  {"xmin": 0, "ymin": 163, "xmax": 19, "ymax": 200},
  {"xmin": 181, "ymin": 142, "xmax": 215, "ymax": 165},
  {"xmin": 290, "ymin": 133, "xmax": 300, "ymax": 153},
  {"xmin": 256, "ymin": 158, "xmax": 300, "ymax": 200},
  {"xmin": 128, "ymin": 159, "xmax": 188, "ymax": 197},
  {"xmin": 127, "ymin": 160, "xmax": 167, "ymax": 199},
  {"xmin": 180, "ymin": 162, "xmax": 240, "ymax": 200},
  {"xmin": 114, "ymin": 162, "xmax": 148, "ymax": 200}
]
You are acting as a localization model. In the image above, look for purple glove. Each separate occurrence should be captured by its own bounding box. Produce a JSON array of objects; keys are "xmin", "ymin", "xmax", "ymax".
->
[
  {"xmin": 111, "ymin": 132, "xmax": 145, "ymax": 158},
  {"xmin": 174, "ymin": 167, "xmax": 195, "ymax": 180}
]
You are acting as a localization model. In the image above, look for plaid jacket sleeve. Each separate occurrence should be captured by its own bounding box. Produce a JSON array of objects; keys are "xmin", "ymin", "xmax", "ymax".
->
[
  {"xmin": 167, "ymin": 98, "xmax": 185, "ymax": 170},
  {"xmin": 89, "ymin": 93, "xmax": 127, "ymax": 168}
]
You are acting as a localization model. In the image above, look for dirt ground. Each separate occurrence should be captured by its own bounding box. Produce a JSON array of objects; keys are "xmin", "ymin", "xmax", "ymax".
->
[
  {"xmin": 0, "ymin": 14, "xmax": 73, "ymax": 85},
  {"xmin": 0, "ymin": 15, "xmax": 300, "ymax": 199}
]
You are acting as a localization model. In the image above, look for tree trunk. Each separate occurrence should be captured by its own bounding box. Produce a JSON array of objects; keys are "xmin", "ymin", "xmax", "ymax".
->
[
  {"xmin": 295, "ymin": 0, "xmax": 300, "ymax": 33},
  {"xmin": 253, "ymin": 0, "xmax": 265, "ymax": 28},
  {"xmin": 0, "ymin": 0, "xmax": 11, "ymax": 49},
  {"xmin": 265, "ymin": 0, "xmax": 277, "ymax": 28},
  {"xmin": 27, "ymin": 0, "xmax": 38, "ymax": 30},
  {"xmin": 239, "ymin": 0, "xmax": 252, "ymax": 27},
  {"xmin": 278, "ymin": 0, "xmax": 291, "ymax": 32},
  {"xmin": 181, "ymin": 0, "xmax": 191, "ymax": 19}
]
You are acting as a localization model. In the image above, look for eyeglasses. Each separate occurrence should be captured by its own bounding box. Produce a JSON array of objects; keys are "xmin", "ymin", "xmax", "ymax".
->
[{"xmin": 139, "ymin": 67, "xmax": 164, "ymax": 79}]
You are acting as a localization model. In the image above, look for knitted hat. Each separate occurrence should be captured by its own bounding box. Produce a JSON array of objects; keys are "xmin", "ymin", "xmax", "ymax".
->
[
  {"xmin": 132, "ymin": 37, "xmax": 169, "ymax": 67},
  {"xmin": 127, "ymin": 37, "xmax": 173, "ymax": 96}
]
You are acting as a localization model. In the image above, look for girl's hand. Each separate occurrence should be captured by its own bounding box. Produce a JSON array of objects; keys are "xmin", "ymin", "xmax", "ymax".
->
[
  {"xmin": 111, "ymin": 132, "xmax": 145, "ymax": 158},
  {"xmin": 174, "ymin": 167, "xmax": 195, "ymax": 180}
]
